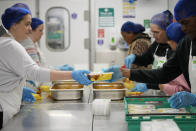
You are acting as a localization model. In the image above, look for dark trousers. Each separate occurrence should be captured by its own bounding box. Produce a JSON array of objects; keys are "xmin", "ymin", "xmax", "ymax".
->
[{"xmin": 0, "ymin": 112, "xmax": 2, "ymax": 130}]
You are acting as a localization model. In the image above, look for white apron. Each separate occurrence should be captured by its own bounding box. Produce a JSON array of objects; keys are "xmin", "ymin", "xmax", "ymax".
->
[
  {"xmin": 152, "ymin": 44, "xmax": 168, "ymax": 69},
  {"xmin": 188, "ymin": 41, "xmax": 196, "ymax": 93},
  {"xmin": 0, "ymin": 79, "xmax": 25, "ymax": 126},
  {"xmin": 144, "ymin": 44, "xmax": 168, "ymax": 96}
]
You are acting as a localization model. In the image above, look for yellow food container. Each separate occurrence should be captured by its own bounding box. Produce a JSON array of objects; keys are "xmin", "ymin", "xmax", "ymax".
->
[
  {"xmin": 124, "ymin": 79, "xmax": 134, "ymax": 90},
  {"xmin": 88, "ymin": 72, "xmax": 113, "ymax": 81},
  {"xmin": 40, "ymin": 85, "xmax": 50, "ymax": 92},
  {"xmin": 32, "ymin": 94, "xmax": 43, "ymax": 100}
]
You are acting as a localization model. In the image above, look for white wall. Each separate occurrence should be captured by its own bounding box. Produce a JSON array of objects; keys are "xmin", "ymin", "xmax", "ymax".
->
[{"xmin": 92, "ymin": 0, "xmax": 173, "ymax": 67}]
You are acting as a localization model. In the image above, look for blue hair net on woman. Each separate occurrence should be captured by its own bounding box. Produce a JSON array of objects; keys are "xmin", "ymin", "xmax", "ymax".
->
[
  {"xmin": 1, "ymin": 7, "xmax": 31, "ymax": 30},
  {"xmin": 31, "ymin": 18, "xmax": 44, "ymax": 30},
  {"xmin": 151, "ymin": 10, "xmax": 173, "ymax": 30},
  {"xmin": 12, "ymin": 3, "xmax": 30, "ymax": 11},
  {"xmin": 12, "ymin": 3, "xmax": 31, "ymax": 15},
  {"xmin": 174, "ymin": 0, "xmax": 196, "ymax": 21},
  {"xmin": 166, "ymin": 22, "xmax": 185, "ymax": 43},
  {"xmin": 121, "ymin": 21, "xmax": 145, "ymax": 33}
]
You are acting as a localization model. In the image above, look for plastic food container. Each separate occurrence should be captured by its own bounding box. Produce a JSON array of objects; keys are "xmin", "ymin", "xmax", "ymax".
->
[
  {"xmin": 124, "ymin": 96, "xmax": 196, "ymax": 131},
  {"xmin": 88, "ymin": 72, "xmax": 113, "ymax": 81},
  {"xmin": 92, "ymin": 99, "xmax": 111, "ymax": 116}
]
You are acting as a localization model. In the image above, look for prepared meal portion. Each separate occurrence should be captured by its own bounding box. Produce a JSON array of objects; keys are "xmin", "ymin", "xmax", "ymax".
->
[
  {"xmin": 126, "ymin": 91, "xmax": 142, "ymax": 96},
  {"xmin": 52, "ymin": 82, "xmax": 83, "ymax": 89},
  {"xmin": 128, "ymin": 104, "xmax": 155, "ymax": 114},
  {"xmin": 124, "ymin": 78, "xmax": 134, "ymax": 90},
  {"xmin": 93, "ymin": 82, "xmax": 124, "ymax": 89},
  {"xmin": 88, "ymin": 72, "xmax": 113, "ymax": 81},
  {"xmin": 154, "ymin": 108, "xmax": 187, "ymax": 113},
  {"xmin": 128, "ymin": 104, "xmax": 188, "ymax": 114}
]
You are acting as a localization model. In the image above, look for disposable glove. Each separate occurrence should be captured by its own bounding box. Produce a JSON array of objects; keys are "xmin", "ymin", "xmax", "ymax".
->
[
  {"xmin": 54, "ymin": 64, "xmax": 74, "ymax": 71},
  {"xmin": 132, "ymin": 83, "xmax": 148, "ymax": 92},
  {"xmin": 22, "ymin": 87, "xmax": 36, "ymax": 103},
  {"xmin": 72, "ymin": 70, "xmax": 93, "ymax": 85},
  {"xmin": 124, "ymin": 54, "xmax": 136, "ymax": 69},
  {"xmin": 102, "ymin": 65, "xmax": 123, "ymax": 82},
  {"xmin": 168, "ymin": 91, "xmax": 196, "ymax": 109}
]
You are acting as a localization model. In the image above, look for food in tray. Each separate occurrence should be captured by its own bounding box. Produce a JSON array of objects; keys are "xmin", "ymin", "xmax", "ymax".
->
[
  {"xmin": 93, "ymin": 83, "xmax": 124, "ymax": 89},
  {"xmin": 128, "ymin": 104, "xmax": 155, "ymax": 114},
  {"xmin": 124, "ymin": 78, "xmax": 134, "ymax": 90},
  {"xmin": 52, "ymin": 82, "xmax": 83, "ymax": 89},
  {"xmin": 154, "ymin": 108, "xmax": 187, "ymax": 113},
  {"xmin": 88, "ymin": 72, "xmax": 113, "ymax": 81},
  {"xmin": 128, "ymin": 104, "xmax": 188, "ymax": 114},
  {"xmin": 126, "ymin": 91, "xmax": 142, "ymax": 96}
]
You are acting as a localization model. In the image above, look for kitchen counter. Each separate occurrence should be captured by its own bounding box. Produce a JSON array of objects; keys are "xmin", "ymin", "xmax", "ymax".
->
[
  {"xmin": 1, "ymin": 85, "xmax": 128, "ymax": 131},
  {"xmin": 1, "ymin": 103, "xmax": 127, "ymax": 131}
]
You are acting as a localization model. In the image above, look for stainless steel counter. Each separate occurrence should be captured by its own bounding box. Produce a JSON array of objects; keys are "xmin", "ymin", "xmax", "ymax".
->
[
  {"xmin": 93, "ymin": 103, "xmax": 128, "ymax": 131},
  {"xmin": 2, "ymin": 103, "xmax": 93, "ymax": 131},
  {"xmin": 1, "ymin": 85, "xmax": 128, "ymax": 131}
]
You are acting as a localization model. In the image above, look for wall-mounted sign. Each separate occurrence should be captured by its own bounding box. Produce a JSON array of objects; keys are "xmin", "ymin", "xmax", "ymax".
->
[
  {"xmin": 98, "ymin": 29, "xmax": 105, "ymax": 38},
  {"xmin": 144, "ymin": 19, "xmax": 150, "ymax": 28},
  {"xmin": 123, "ymin": 0, "xmax": 136, "ymax": 18},
  {"xmin": 98, "ymin": 8, "xmax": 114, "ymax": 27},
  {"xmin": 71, "ymin": 13, "xmax": 77, "ymax": 19},
  {"xmin": 97, "ymin": 39, "xmax": 104, "ymax": 46}
]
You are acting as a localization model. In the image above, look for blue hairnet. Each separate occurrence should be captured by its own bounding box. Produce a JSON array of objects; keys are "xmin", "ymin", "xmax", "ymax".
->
[
  {"xmin": 12, "ymin": 3, "xmax": 31, "ymax": 14},
  {"xmin": 1, "ymin": 7, "xmax": 31, "ymax": 30},
  {"xmin": 166, "ymin": 22, "xmax": 185, "ymax": 43},
  {"xmin": 121, "ymin": 21, "xmax": 145, "ymax": 33},
  {"xmin": 174, "ymin": 0, "xmax": 196, "ymax": 21},
  {"xmin": 31, "ymin": 18, "xmax": 44, "ymax": 30},
  {"xmin": 151, "ymin": 10, "xmax": 173, "ymax": 30}
]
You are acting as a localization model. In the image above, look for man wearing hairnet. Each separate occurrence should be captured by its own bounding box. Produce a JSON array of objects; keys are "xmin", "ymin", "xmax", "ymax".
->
[
  {"xmin": 106, "ymin": 0, "xmax": 196, "ymax": 109},
  {"xmin": 120, "ymin": 0, "xmax": 196, "ymax": 108}
]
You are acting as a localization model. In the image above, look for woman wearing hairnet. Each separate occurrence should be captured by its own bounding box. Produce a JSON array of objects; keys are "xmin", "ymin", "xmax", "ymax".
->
[
  {"xmin": 121, "ymin": 21, "xmax": 151, "ymax": 69},
  {"xmin": 117, "ymin": 10, "xmax": 174, "ymax": 95},
  {"xmin": 0, "ymin": 7, "xmax": 92, "ymax": 128},
  {"xmin": 21, "ymin": 18, "xmax": 74, "ymax": 71},
  {"xmin": 119, "ymin": 0, "xmax": 196, "ymax": 109},
  {"xmin": 158, "ymin": 22, "xmax": 189, "ymax": 96}
]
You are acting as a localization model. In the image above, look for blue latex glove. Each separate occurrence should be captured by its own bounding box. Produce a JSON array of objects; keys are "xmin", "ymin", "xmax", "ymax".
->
[
  {"xmin": 132, "ymin": 83, "xmax": 148, "ymax": 92},
  {"xmin": 72, "ymin": 70, "xmax": 93, "ymax": 85},
  {"xmin": 168, "ymin": 91, "xmax": 196, "ymax": 109},
  {"xmin": 124, "ymin": 54, "xmax": 136, "ymax": 69},
  {"xmin": 22, "ymin": 87, "xmax": 36, "ymax": 103},
  {"xmin": 54, "ymin": 64, "xmax": 74, "ymax": 71},
  {"xmin": 102, "ymin": 65, "xmax": 123, "ymax": 82}
]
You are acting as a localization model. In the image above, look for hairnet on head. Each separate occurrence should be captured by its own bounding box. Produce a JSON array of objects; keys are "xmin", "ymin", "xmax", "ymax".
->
[
  {"xmin": 1, "ymin": 7, "xmax": 31, "ymax": 30},
  {"xmin": 31, "ymin": 18, "xmax": 43, "ymax": 30},
  {"xmin": 151, "ymin": 10, "xmax": 173, "ymax": 30},
  {"xmin": 166, "ymin": 22, "xmax": 185, "ymax": 43},
  {"xmin": 121, "ymin": 21, "xmax": 145, "ymax": 33},
  {"xmin": 174, "ymin": 0, "xmax": 196, "ymax": 21},
  {"xmin": 12, "ymin": 3, "xmax": 31, "ymax": 14}
]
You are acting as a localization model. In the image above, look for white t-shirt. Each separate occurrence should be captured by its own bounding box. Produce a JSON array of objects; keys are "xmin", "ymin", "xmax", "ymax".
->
[{"xmin": 0, "ymin": 37, "xmax": 50, "ymax": 92}]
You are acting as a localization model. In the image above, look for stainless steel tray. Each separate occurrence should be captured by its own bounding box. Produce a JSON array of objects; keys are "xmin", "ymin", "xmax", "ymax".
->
[
  {"xmin": 93, "ymin": 82, "xmax": 126, "ymax": 100},
  {"xmin": 93, "ymin": 89, "xmax": 126, "ymax": 100},
  {"xmin": 51, "ymin": 80, "xmax": 84, "ymax": 100},
  {"xmin": 50, "ymin": 88, "xmax": 83, "ymax": 100}
]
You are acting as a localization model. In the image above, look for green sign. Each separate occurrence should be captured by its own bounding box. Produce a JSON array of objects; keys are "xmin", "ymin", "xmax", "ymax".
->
[
  {"xmin": 99, "ymin": 8, "xmax": 114, "ymax": 17},
  {"xmin": 144, "ymin": 19, "xmax": 150, "ymax": 29},
  {"xmin": 99, "ymin": 8, "xmax": 114, "ymax": 27}
]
